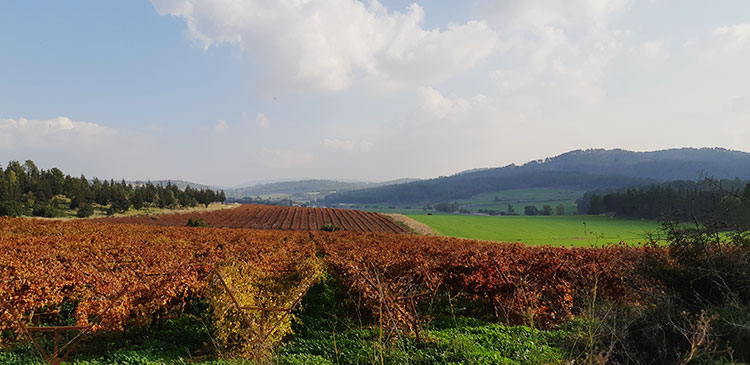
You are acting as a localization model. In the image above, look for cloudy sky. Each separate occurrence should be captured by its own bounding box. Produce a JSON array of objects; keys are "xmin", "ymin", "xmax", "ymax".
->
[{"xmin": 2, "ymin": 1, "xmax": 750, "ymax": 186}]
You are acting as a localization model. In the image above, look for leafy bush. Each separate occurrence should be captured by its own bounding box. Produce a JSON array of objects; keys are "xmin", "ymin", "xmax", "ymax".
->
[
  {"xmin": 561, "ymin": 218, "xmax": 750, "ymax": 364},
  {"xmin": 206, "ymin": 255, "xmax": 323, "ymax": 360},
  {"xmin": 434, "ymin": 202, "xmax": 459, "ymax": 213},
  {"xmin": 31, "ymin": 203, "xmax": 63, "ymax": 218},
  {"xmin": 319, "ymin": 224, "xmax": 341, "ymax": 232},
  {"xmin": 0, "ymin": 202, "xmax": 28, "ymax": 217},
  {"xmin": 77, "ymin": 203, "xmax": 95, "ymax": 218},
  {"xmin": 524, "ymin": 205, "xmax": 539, "ymax": 216},
  {"xmin": 186, "ymin": 217, "xmax": 206, "ymax": 227}
]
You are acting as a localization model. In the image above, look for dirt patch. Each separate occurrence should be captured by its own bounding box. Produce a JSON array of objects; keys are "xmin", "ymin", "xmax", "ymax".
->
[{"xmin": 383, "ymin": 213, "xmax": 439, "ymax": 236}]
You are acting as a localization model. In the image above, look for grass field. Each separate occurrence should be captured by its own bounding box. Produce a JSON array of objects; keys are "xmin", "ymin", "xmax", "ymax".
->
[
  {"xmin": 407, "ymin": 214, "xmax": 663, "ymax": 246},
  {"xmin": 358, "ymin": 188, "xmax": 584, "ymax": 215},
  {"xmin": 458, "ymin": 188, "xmax": 583, "ymax": 215}
]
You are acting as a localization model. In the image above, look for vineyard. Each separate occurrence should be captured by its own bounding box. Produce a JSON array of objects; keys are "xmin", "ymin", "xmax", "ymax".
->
[
  {"xmin": 92, "ymin": 204, "xmax": 408, "ymax": 234},
  {"xmin": 0, "ymin": 218, "xmax": 323, "ymax": 362},
  {"xmin": 0, "ymin": 216, "xmax": 667, "ymax": 362},
  {"xmin": 318, "ymin": 233, "xmax": 662, "ymax": 331}
]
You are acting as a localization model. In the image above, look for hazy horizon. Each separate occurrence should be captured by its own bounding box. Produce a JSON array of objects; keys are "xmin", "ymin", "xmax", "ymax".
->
[{"xmin": 3, "ymin": 1, "xmax": 750, "ymax": 186}]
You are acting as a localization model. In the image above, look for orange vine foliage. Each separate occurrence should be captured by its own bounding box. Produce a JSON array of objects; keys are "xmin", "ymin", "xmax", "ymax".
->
[
  {"xmin": 1, "ymin": 215, "xmax": 665, "ymax": 357},
  {"xmin": 0, "ymin": 217, "xmax": 320, "ymax": 349},
  {"xmin": 320, "ymin": 233, "xmax": 665, "ymax": 329}
]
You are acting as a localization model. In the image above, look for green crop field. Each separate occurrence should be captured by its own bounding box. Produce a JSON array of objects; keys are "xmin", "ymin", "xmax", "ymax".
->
[
  {"xmin": 359, "ymin": 188, "xmax": 584, "ymax": 215},
  {"xmin": 407, "ymin": 214, "xmax": 663, "ymax": 246},
  {"xmin": 458, "ymin": 188, "xmax": 584, "ymax": 214}
]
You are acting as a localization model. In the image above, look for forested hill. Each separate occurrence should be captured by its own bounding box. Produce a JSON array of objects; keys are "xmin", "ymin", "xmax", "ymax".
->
[
  {"xmin": 324, "ymin": 148, "xmax": 750, "ymax": 205},
  {"xmin": 0, "ymin": 160, "xmax": 226, "ymax": 218},
  {"xmin": 483, "ymin": 148, "xmax": 750, "ymax": 181},
  {"xmin": 225, "ymin": 178, "xmax": 419, "ymax": 200}
]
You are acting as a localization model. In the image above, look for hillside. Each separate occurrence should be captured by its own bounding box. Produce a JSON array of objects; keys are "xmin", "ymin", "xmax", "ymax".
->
[
  {"xmin": 324, "ymin": 148, "xmax": 750, "ymax": 205},
  {"xmin": 225, "ymin": 178, "xmax": 418, "ymax": 201}
]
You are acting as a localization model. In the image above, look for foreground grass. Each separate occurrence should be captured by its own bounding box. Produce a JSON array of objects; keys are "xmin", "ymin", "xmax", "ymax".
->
[
  {"xmin": 278, "ymin": 273, "xmax": 569, "ymax": 364},
  {"xmin": 408, "ymin": 214, "xmax": 662, "ymax": 246}
]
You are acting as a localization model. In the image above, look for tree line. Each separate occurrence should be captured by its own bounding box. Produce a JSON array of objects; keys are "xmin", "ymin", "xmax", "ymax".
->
[
  {"xmin": 0, "ymin": 160, "xmax": 226, "ymax": 218},
  {"xmin": 577, "ymin": 179, "xmax": 750, "ymax": 226}
]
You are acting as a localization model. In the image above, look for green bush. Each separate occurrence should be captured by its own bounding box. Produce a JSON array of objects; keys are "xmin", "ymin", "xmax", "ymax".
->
[
  {"xmin": 0, "ymin": 201, "xmax": 29, "ymax": 217},
  {"xmin": 186, "ymin": 217, "xmax": 207, "ymax": 227},
  {"xmin": 77, "ymin": 203, "xmax": 95, "ymax": 218},
  {"xmin": 32, "ymin": 202, "xmax": 63, "ymax": 218},
  {"xmin": 320, "ymin": 224, "xmax": 342, "ymax": 232}
]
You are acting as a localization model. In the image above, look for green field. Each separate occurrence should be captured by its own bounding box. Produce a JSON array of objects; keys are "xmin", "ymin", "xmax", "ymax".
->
[
  {"xmin": 458, "ymin": 188, "xmax": 583, "ymax": 215},
  {"xmin": 358, "ymin": 188, "xmax": 583, "ymax": 215},
  {"xmin": 408, "ymin": 214, "xmax": 662, "ymax": 246}
]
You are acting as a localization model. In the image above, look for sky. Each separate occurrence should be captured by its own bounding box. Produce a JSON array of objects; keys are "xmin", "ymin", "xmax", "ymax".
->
[{"xmin": 1, "ymin": 0, "xmax": 750, "ymax": 186}]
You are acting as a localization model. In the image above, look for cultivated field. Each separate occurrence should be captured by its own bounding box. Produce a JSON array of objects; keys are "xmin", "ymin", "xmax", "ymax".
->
[
  {"xmin": 0, "ymin": 216, "xmax": 658, "ymax": 363},
  {"xmin": 408, "ymin": 214, "xmax": 663, "ymax": 246},
  {"xmin": 94, "ymin": 204, "xmax": 408, "ymax": 234}
]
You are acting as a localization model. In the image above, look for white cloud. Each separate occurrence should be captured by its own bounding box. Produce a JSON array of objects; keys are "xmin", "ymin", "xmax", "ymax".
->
[
  {"xmin": 0, "ymin": 116, "xmax": 176, "ymax": 181},
  {"xmin": 640, "ymin": 40, "xmax": 668, "ymax": 60},
  {"xmin": 322, "ymin": 138, "xmax": 355, "ymax": 151},
  {"xmin": 713, "ymin": 23, "xmax": 750, "ymax": 52},
  {"xmin": 322, "ymin": 138, "xmax": 373, "ymax": 152},
  {"xmin": 489, "ymin": 26, "xmax": 620, "ymax": 104},
  {"xmin": 359, "ymin": 140, "xmax": 373, "ymax": 151},
  {"xmin": 474, "ymin": 0, "xmax": 632, "ymax": 30},
  {"xmin": 629, "ymin": 40, "xmax": 668, "ymax": 66},
  {"xmin": 468, "ymin": 0, "xmax": 633, "ymax": 106},
  {"xmin": 213, "ymin": 119, "xmax": 228, "ymax": 133},
  {"xmin": 0, "ymin": 116, "xmax": 116, "ymax": 149},
  {"xmin": 150, "ymin": 0, "xmax": 498, "ymax": 91},
  {"xmin": 418, "ymin": 87, "xmax": 489, "ymax": 120},
  {"xmin": 255, "ymin": 112, "xmax": 270, "ymax": 129}
]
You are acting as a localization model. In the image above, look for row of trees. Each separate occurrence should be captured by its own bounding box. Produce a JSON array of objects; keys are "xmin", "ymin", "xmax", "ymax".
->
[
  {"xmin": 524, "ymin": 204, "xmax": 565, "ymax": 216},
  {"xmin": 430, "ymin": 201, "xmax": 566, "ymax": 216},
  {"xmin": 0, "ymin": 160, "xmax": 226, "ymax": 217},
  {"xmin": 578, "ymin": 179, "xmax": 750, "ymax": 225}
]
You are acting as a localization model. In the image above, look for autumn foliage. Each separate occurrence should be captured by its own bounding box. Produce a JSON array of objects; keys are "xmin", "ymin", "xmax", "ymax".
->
[
  {"xmin": 0, "ymin": 216, "xmax": 665, "ymax": 359},
  {"xmin": 206, "ymin": 248, "xmax": 323, "ymax": 359},
  {"xmin": 320, "ymin": 233, "xmax": 663, "ymax": 330},
  {"xmin": 0, "ymin": 217, "xmax": 321, "ymax": 359}
]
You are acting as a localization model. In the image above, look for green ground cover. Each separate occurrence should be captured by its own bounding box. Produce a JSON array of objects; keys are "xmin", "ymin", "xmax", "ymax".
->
[
  {"xmin": 408, "ymin": 214, "xmax": 662, "ymax": 246},
  {"xmin": 458, "ymin": 188, "xmax": 583, "ymax": 215},
  {"xmin": 357, "ymin": 188, "xmax": 583, "ymax": 215}
]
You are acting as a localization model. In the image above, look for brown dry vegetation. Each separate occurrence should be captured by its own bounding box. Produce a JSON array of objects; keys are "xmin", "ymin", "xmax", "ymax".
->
[
  {"xmin": 91, "ymin": 204, "xmax": 409, "ymax": 234},
  {"xmin": 383, "ymin": 213, "xmax": 439, "ymax": 235}
]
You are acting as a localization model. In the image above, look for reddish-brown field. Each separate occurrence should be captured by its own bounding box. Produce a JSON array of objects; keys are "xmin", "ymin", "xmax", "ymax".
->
[
  {"xmin": 91, "ymin": 204, "xmax": 409, "ymax": 234},
  {"xmin": 0, "ymin": 217, "xmax": 660, "ymax": 340}
]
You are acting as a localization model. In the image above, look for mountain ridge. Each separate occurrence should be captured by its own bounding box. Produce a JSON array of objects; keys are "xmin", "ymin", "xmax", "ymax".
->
[{"xmin": 324, "ymin": 148, "xmax": 750, "ymax": 205}]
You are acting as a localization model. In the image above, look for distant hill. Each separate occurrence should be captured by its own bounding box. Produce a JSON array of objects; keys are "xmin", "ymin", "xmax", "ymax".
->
[
  {"xmin": 225, "ymin": 178, "xmax": 419, "ymax": 201},
  {"xmin": 324, "ymin": 148, "xmax": 750, "ymax": 205}
]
